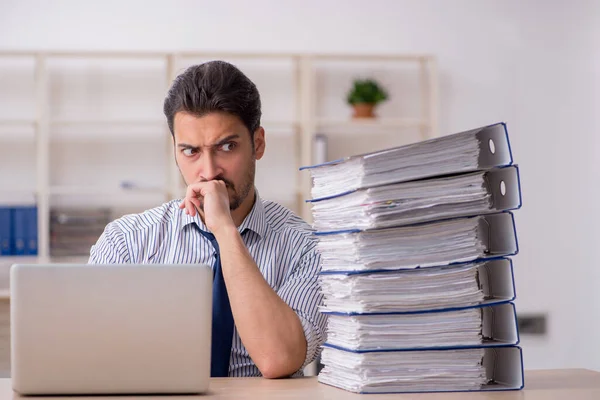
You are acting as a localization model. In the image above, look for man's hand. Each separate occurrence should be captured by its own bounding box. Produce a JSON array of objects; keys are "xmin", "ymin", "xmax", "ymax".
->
[
  {"xmin": 179, "ymin": 181, "xmax": 235, "ymax": 234},
  {"xmin": 180, "ymin": 180, "xmax": 308, "ymax": 378}
]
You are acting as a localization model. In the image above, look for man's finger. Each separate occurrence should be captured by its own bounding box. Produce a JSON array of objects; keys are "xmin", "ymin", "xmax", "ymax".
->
[
  {"xmin": 191, "ymin": 197, "xmax": 201, "ymax": 209},
  {"xmin": 189, "ymin": 199, "xmax": 198, "ymax": 216}
]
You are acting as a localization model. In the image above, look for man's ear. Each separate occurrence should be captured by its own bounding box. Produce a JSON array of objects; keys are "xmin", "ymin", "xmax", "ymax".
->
[{"xmin": 253, "ymin": 127, "xmax": 266, "ymax": 160}]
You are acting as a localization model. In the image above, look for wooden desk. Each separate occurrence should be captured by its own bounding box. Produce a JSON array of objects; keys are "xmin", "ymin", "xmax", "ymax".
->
[{"xmin": 1, "ymin": 369, "xmax": 599, "ymax": 399}]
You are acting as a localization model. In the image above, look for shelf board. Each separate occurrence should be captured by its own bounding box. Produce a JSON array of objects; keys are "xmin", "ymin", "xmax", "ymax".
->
[
  {"xmin": 0, "ymin": 256, "xmax": 39, "ymax": 266},
  {"xmin": 0, "ymin": 119, "xmax": 37, "ymax": 142},
  {"xmin": 0, "ymin": 189, "xmax": 37, "ymax": 195},
  {"xmin": 0, "ymin": 50, "xmax": 432, "ymax": 61},
  {"xmin": 29, "ymin": 119, "xmax": 296, "ymax": 140},
  {"xmin": 261, "ymin": 120, "xmax": 298, "ymax": 132},
  {"xmin": 313, "ymin": 53, "xmax": 431, "ymax": 62},
  {"xmin": 50, "ymin": 119, "xmax": 297, "ymax": 126},
  {"xmin": 0, "ymin": 255, "xmax": 97, "ymax": 265},
  {"xmin": 315, "ymin": 117, "xmax": 428, "ymax": 130},
  {"xmin": 49, "ymin": 186, "xmax": 167, "ymax": 196},
  {"xmin": 0, "ymin": 119, "xmax": 36, "ymax": 126},
  {"xmin": 50, "ymin": 119, "xmax": 165, "ymax": 126},
  {"xmin": 51, "ymin": 119, "xmax": 297, "ymax": 134},
  {"xmin": 50, "ymin": 255, "xmax": 90, "ymax": 264}
]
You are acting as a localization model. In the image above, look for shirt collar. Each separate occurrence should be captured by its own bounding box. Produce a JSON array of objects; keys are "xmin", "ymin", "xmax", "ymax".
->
[{"xmin": 179, "ymin": 190, "xmax": 268, "ymax": 239}]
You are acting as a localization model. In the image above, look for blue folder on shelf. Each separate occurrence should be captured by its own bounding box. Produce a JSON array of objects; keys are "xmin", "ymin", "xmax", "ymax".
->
[
  {"xmin": 24, "ymin": 206, "xmax": 38, "ymax": 256},
  {"xmin": 12, "ymin": 207, "xmax": 27, "ymax": 256},
  {"xmin": 0, "ymin": 207, "xmax": 11, "ymax": 256},
  {"xmin": 10, "ymin": 206, "xmax": 38, "ymax": 256}
]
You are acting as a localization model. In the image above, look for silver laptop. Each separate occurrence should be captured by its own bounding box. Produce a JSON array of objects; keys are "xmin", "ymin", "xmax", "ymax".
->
[{"xmin": 10, "ymin": 263, "xmax": 213, "ymax": 395}]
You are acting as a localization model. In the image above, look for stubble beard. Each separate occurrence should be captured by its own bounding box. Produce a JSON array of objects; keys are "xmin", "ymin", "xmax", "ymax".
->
[{"xmin": 181, "ymin": 161, "xmax": 255, "ymax": 212}]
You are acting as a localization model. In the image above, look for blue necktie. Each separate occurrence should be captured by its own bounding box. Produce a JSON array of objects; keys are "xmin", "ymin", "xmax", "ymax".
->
[{"xmin": 198, "ymin": 229, "xmax": 234, "ymax": 377}]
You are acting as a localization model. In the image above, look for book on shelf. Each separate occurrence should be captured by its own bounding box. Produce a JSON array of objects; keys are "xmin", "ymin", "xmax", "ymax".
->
[
  {"xmin": 0, "ymin": 203, "xmax": 37, "ymax": 257},
  {"xmin": 50, "ymin": 208, "xmax": 111, "ymax": 257}
]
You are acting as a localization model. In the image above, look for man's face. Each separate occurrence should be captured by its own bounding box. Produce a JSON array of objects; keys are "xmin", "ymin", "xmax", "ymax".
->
[{"xmin": 173, "ymin": 111, "xmax": 265, "ymax": 211}]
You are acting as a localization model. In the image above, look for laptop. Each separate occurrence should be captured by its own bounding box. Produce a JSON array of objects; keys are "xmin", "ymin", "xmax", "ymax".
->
[{"xmin": 10, "ymin": 263, "xmax": 213, "ymax": 395}]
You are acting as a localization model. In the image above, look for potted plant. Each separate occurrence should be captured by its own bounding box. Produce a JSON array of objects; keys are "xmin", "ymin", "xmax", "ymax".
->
[{"xmin": 346, "ymin": 78, "xmax": 389, "ymax": 118}]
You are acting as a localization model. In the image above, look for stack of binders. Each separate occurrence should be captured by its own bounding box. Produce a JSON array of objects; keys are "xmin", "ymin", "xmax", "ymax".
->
[
  {"xmin": 301, "ymin": 122, "xmax": 524, "ymax": 394},
  {"xmin": 0, "ymin": 205, "xmax": 38, "ymax": 257}
]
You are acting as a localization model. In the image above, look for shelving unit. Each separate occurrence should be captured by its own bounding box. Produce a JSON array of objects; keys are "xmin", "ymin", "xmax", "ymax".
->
[
  {"xmin": 0, "ymin": 50, "xmax": 438, "ymax": 263},
  {"xmin": 0, "ymin": 50, "xmax": 438, "ymax": 378}
]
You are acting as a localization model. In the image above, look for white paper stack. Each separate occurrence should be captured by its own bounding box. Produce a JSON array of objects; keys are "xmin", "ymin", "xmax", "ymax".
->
[
  {"xmin": 316, "ymin": 213, "xmax": 517, "ymax": 272},
  {"xmin": 302, "ymin": 123, "xmax": 524, "ymax": 394},
  {"xmin": 325, "ymin": 308, "xmax": 484, "ymax": 350},
  {"xmin": 319, "ymin": 262, "xmax": 485, "ymax": 314},
  {"xmin": 301, "ymin": 123, "xmax": 512, "ymax": 200},
  {"xmin": 324, "ymin": 301, "xmax": 519, "ymax": 352},
  {"xmin": 318, "ymin": 348, "xmax": 487, "ymax": 393},
  {"xmin": 309, "ymin": 167, "xmax": 521, "ymax": 232}
]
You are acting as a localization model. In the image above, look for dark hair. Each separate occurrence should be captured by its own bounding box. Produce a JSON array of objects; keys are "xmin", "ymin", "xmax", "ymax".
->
[{"xmin": 163, "ymin": 60, "xmax": 262, "ymax": 138}]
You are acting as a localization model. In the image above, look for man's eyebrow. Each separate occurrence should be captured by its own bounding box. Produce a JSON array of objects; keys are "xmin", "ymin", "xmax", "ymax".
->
[
  {"xmin": 213, "ymin": 134, "xmax": 241, "ymax": 147},
  {"xmin": 177, "ymin": 143, "xmax": 199, "ymax": 150},
  {"xmin": 177, "ymin": 134, "xmax": 241, "ymax": 150}
]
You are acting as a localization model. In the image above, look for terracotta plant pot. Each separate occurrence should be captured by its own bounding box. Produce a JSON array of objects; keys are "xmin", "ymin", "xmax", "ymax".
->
[{"xmin": 352, "ymin": 103, "xmax": 376, "ymax": 118}]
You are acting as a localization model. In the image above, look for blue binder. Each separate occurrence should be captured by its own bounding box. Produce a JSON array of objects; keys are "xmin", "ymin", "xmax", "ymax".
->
[
  {"xmin": 0, "ymin": 207, "xmax": 11, "ymax": 256},
  {"xmin": 317, "ymin": 256, "xmax": 524, "ymax": 393},
  {"xmin": 301, "ymin": 122, "xmax": 513, "ymax": 172},
  {"xmin": 323, "ymin": 302, "xmax": 520, "ymax": 351},
  {"xmin": 318, "ymin": 263, "xmax": 523, "ymax": 393},
  {"xmin": 300, "ymin": 122, "xmax": 515, "ymax": 201},
  {"xmin": 24, "ymin": 206, "xmax": 38, "ymax": 256},
  {"xmin": 12, "ymin": 207, "xmax": 27, "ymax": 256},
  {"xmin": 309, "ymin": 121, "xmax": 524, "ymax": 394},
  {"xmin": 314, "ymin": 212, "xmax": 519, "ymax": 274},
  {"xmin": 319, "ymin": 258, "xmax": 517, "ymax": 315},
  {"xmin": 306, "ymin": 165, "xmax": 523, "ymax": 234},
  {"xmin": 318, "ymin": 345, "xmax": 524, "ymax": 393}
]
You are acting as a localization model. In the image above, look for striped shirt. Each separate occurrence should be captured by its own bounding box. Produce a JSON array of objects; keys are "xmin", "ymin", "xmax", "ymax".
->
[{"xmin": 88, "ymin": 194, "xmax": 327, "ymax": 377}]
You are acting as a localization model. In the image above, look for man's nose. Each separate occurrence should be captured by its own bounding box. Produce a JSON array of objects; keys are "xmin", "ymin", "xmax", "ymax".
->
[{"xmin": 200, "ymin": 153, "xmax": 222, "ymax": 181}]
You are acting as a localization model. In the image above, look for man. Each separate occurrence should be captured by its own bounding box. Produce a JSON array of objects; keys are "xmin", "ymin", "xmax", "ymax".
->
[{"xmin": 89, "ymin": 60, "xmax": 327, "ymax": 379}]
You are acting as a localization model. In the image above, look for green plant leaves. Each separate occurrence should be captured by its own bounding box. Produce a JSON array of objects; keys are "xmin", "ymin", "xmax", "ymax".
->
[{"xmin": 346, "ymin": 79, "xmax": 389, "ymax": 105}]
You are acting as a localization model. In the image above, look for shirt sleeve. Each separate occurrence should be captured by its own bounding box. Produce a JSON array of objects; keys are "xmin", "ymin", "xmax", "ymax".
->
[
  {"xmin": 88, "ymin": 222, "xmax": 131, "ymax": 264},
  {"xmin": 276, "ymin": 240, "xmax": 327, "ymax": 375}
]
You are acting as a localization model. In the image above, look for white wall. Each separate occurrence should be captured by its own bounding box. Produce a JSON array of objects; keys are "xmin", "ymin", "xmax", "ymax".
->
[{"xmin": 1, "ymin": 0, "xmax": 599, "ymax": 370}]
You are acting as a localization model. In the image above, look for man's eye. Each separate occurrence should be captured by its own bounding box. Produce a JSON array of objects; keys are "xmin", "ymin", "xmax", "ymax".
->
[
  {"xmin": 221, "ymin": 143, "xmax": 236, "ymax": 152},
  {"xmin": 182, "ymin": 148, "xmax": 196, "ymax": 156}
]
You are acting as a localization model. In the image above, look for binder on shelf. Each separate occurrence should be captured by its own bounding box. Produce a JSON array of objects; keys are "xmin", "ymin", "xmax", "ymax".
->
[
  {"xmin": 300, "ymin": 122, "xmax": 513, "ymax": 200},
  {"xmin": 12, "ymin": 207, "xmax": 27, "ymax": 256},
  {"xmin": 323, "ymin": 302, "xmax": 520, "ymax": 352},
  {"xmin": 50, "ymin": 208, "xmax": 111, "ymax": 257},
  {"xmin": 308, "ymin": 165, "xmax": 522, "ymax": 232},
  {"xmin": 0, "ymin": 207, "xmax": 11, "ymax": 256},
  {"xmin": 318, "ymin": 345, "xmax": 524, "ymax": 394},
  {"xmin": 24, "ymin": 206, "xmax": 38, "ymax": 256},
  {"xmin": 315, "ymin": 212, "xmax": 518, "ymax": 272},
  {"xmin": 319, "ymin": 258, "xmax": 516, "ymax": 314}
]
